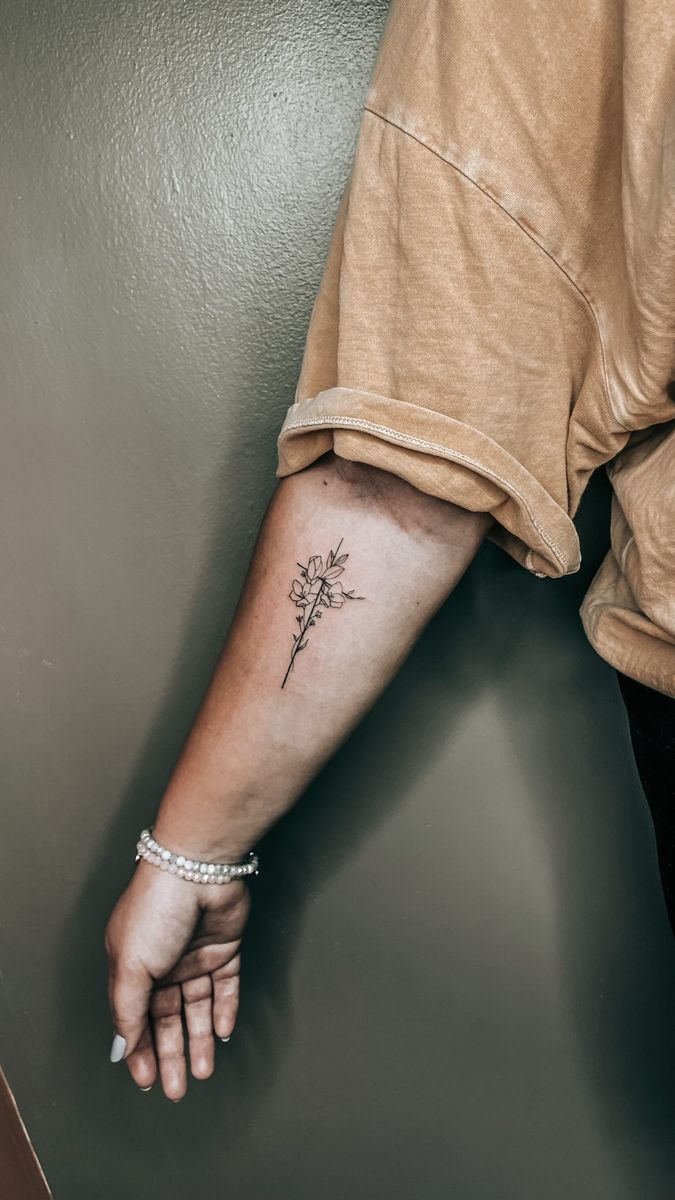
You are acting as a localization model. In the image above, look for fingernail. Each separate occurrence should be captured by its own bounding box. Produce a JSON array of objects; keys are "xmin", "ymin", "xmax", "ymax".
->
[
  {"xmin": 140, "ymin": 1086, "xmax": 152, "ymax": 1092},
  {"xmin": 110, "ymin": 1033, "xmax": 127, "ymax": 1063},
  {"xmin": 219, "ymin": 1036, "xmax": 231, "ymax": 1042}
]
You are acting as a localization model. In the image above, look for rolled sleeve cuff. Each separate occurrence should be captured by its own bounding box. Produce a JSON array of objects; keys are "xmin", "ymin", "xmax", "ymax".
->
[{"xmin": 276, "ymin": 385, "xmax": 581, "ymax": 579}]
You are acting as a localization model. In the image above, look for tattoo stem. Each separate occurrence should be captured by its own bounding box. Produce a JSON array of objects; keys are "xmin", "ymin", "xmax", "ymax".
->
[{"xmin": 280, "ymin": 578, "xmax": 326, "ymax": 689}]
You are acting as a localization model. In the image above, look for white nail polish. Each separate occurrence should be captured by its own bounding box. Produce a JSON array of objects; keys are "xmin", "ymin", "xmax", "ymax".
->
[{"xmin": 110, "ymin": 1033, "xmax": 127, "ymax": 1062}]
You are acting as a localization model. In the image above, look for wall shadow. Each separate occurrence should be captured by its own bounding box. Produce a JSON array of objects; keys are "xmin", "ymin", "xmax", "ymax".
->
[{"xmin": 492, "ymin": 472, "xmax": 675, "ymax": 1195}]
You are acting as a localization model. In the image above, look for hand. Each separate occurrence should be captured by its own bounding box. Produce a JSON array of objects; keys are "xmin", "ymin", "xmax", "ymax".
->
[{"xmin": 104, "ymin": 859, "xmax": 251, "ymax": 1100}]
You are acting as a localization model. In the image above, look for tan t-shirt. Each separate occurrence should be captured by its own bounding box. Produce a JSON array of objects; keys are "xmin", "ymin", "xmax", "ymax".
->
[{"xmin": 276, "ymin": 0, "xmax": 675, "ymax": 697}]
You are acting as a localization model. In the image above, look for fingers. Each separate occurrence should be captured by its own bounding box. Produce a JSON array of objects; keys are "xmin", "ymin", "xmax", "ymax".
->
[
  {"xmin": 160, "ymin": 941, "xmax": 240, "ymax": 985},
  {"xmin": 150, "ymin": 984, "xmax": 188, "ymax": 1102},
  {"xmin": 108, "ymin": 959, "xmax": 153, "ymax": 1064},
  {"xmin": 150, "ymin": 971, "xmax": 232, "ymax": 1098},
  {"xmin": 124, "ymin": 1020, "xmax": 158, "ymax": 1092},
  {"xmin": 181, "ymin": 975, "xmax": 215, "ymax": 1080},
  {"xmin": 212, "ymin": 954, "xmax": 241, "ymax": 1041},
  {"xmin": 106, "ymin": 912, "xmax": 246, "ymax": 1098}
]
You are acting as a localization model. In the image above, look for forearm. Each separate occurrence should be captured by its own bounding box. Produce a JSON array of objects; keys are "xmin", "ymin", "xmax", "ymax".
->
[{"xmin": 152, "ymin": 452, "xmax": 492, "ymax": 860}]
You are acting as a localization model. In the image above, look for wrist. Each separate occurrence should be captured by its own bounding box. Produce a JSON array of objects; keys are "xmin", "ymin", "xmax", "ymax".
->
[
  {"xmin": 132, "ymin": 857, "xmax": 249, "ymax": 915},
  {"xmin": 149, "ymin": 817, "xmax": 255, "ymax": 865}
]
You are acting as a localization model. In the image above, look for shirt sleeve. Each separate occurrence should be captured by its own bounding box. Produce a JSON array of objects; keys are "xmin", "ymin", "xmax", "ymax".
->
[
  {"xmin": 580, "ymin": 423, "xmax": 675, "ymax": 698},
  {"xmin": 275, "ymin": 0, "xmax": 671, "ymax": 587},
  {"xmin": 276, "ymin": 104, "xmax": 589, "ymax": 578}
]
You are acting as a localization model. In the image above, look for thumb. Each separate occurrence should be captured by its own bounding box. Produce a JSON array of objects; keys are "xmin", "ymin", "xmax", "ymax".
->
[{"xmin": 108, "ymin": 959, "xmax": 153, "ymax": 1062}]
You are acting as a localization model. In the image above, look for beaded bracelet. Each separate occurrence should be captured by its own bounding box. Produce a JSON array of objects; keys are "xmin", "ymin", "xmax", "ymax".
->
[{"xmin": 135, "ymin": 827, "xmax": 259, "ymax": 884}]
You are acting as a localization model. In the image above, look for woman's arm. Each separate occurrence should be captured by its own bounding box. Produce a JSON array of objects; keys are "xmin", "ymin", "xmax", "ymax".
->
[{"xmin": 104, "ymin": 451, "xmax": 492, "ymax": 1099}]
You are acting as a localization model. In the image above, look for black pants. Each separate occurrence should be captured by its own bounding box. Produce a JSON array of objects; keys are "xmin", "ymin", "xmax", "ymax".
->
[{"xmin": 617, "ymin": 670, "xmax": 675, "ymax": 934}]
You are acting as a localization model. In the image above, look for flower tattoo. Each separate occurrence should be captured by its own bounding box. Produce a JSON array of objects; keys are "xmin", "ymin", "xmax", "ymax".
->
[{"xmin": 281, "ymin": 538, "xmax": 365, "ymax": 688}]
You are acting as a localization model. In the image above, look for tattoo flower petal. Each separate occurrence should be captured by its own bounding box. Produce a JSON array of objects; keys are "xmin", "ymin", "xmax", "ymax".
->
[
  {"xmin": 290, "ymin": 579, "xmax": 307, "ymax": 601},
  {"xmin": 327, "ymin": 581, "xmax": 346, "ymax": 607}
]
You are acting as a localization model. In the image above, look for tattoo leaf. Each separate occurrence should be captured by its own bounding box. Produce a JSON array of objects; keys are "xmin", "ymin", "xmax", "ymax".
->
[{"xmin": 323, "ymin": 565, "xmax": 344, "ymax": 581}]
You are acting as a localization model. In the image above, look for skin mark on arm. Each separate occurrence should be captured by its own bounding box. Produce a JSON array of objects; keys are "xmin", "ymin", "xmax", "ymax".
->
[{"xmin": 281, "ymin": 538, "xmax": 365, "ymax": 689}]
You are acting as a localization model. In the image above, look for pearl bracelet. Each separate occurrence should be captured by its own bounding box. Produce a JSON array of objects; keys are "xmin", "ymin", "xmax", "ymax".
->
[{"xmin": 135, "ymin": 827, "xmax": 259, "ymax": 884}]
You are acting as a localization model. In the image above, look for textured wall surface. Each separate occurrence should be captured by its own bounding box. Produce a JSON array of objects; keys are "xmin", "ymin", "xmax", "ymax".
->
[{"xmin": 2, "ymin": 2, "xmax": 675, "ymax": 1198}]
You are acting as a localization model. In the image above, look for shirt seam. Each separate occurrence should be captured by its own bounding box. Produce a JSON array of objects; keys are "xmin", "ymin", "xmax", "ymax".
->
[
  {"xmin": 280, "ymin": 412, "xmax": 569, "ymax": 570},
  {"xmin": 363, "ymin": 105, "xmax": 621, "ymax": 432}
]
